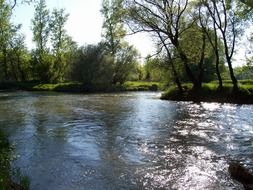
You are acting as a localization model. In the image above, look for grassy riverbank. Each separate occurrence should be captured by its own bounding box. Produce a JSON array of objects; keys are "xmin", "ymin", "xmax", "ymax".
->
[
  {"xmin": 161, "ymin": 80, "xmax": 253, "ymax": 104},
  {"xmin": 0, "ymin": 81, "xmax": 161, "ymax": 93}
]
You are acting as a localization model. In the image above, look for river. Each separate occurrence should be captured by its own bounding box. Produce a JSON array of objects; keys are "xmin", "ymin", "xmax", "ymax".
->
[{"xmin": 0, "ymin": 91, "xmax": 252, "ymax": 190}]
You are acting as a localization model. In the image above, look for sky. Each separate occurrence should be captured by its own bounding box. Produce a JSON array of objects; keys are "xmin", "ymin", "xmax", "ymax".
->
[
  {"xmin": 11, "ymin": 0, "xmax": 155, "ymax": 60},
  {"xmin": 11, "ymin": 0, "xmax": 249, "ymax": 66}
]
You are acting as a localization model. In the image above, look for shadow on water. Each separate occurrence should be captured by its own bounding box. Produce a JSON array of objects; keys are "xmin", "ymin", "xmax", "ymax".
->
[{"xmin": 0, "ymin": 91, "xmax": 252, "ymax": 189}]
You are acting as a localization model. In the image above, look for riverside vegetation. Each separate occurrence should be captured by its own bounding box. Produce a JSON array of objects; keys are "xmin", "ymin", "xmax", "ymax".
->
[
  {"xmin": 0, "ymin": 0, "xmax": 253, "ymax": 103},
  {"xmin": 0, "ymin": 130, "xmax": 30, "ymax": 190},
  {"xmin": 1, "ymin": 0, "xmax": 253, "ymax": 188}
]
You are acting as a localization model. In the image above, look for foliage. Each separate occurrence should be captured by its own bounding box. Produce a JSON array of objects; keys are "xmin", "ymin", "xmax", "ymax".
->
[
  {"xmin": 112, "ymin": 43, "xmax": 140, "ymax": 84},
  {"xmin": 70, "ymin": 43, "xmax": 114, "ymax": 89},
  {"xmin": 0, "ymin": 130, "xmax": 30, "ymax": 190},
  {"xmin": 161, "ymin": 81, "xmax": 253, "ymax": 104},
  {"xmin": 101, "ymin": 0, "xmax": 126, "ymax": 58},
  {"xmin": 123, "ymin": 81, "xmax": 161, "ymax": 91},
  {"xmin": 143, "ymin": 56, "xmax": 165, "ymax": 82},
  {"xmin": 235, "ymin": 64, "xmax": 253, "ymax": 80},
  {"xmin": 50, "ymin": 8, "xmax": 71, "ymax": 82},
  {"xmin": 31, "ymin": 0, "xmax": 51, "ymax": 82}
]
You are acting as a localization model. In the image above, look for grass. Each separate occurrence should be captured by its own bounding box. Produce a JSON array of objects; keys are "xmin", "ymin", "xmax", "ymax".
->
[
  {"xmin": 161, "ymin": 81, "xmax": 253, "ymax": 104},
  {"xmin": 123, "ymin": 81, "xmax": 161, "ymax": 91},
  {"xmin": 32, "ymin": 82, "xmax": 83, "ymax": 92},
  {"xmin": 0, "ymin": 81, "xmax": 162, "ymax": 93}
]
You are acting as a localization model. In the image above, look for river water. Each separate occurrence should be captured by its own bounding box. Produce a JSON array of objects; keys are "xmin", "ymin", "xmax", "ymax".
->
[{"xmin": 0, "ymin": 91, "xmax": 252, "ymax": 190}]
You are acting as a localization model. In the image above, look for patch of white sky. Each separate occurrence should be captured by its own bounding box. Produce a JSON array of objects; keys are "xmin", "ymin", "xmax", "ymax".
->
[
  {"xmin": 11, "ymin": 0, "xmax": 155, "ymax": 62},
  {"xmin": 11, "ymin": 0, "xmax": 250, "ymax": 66}
]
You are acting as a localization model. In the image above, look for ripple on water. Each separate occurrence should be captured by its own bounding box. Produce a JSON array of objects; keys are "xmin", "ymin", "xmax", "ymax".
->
[{"xmin": 0, "ymin": 92, "xmax": 252, "ymax": 190}]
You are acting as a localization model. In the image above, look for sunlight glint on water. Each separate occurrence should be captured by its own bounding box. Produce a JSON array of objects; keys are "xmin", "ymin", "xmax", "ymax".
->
[{"xmin": 0, "ymin": 91, "xmax": 252, "ymax": 190}]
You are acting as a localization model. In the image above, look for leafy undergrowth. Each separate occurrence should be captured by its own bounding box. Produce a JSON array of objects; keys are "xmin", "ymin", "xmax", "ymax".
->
[
  {"xmin": 0, "ymin": 81, "xmax": 162, "ymax": 92},
  {"xmin": 123, "ymin": 81, "xmax": 161, "ymax": 91},
  {"xmin": 32, "ymin": 82, "xmax": 83, "ymax": 92},
  {"xmin": 161, "ymin": 81, "xmax": 253, "ymax": 104},
  {"xmin": 0, "ymin": 130, "xmax": 30, "ymax": 190}
]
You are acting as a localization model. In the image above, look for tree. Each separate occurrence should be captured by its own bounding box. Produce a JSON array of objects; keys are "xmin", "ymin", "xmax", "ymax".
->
[
  {"xmin": 201, "ymin": 0, "xmax": 243, "ymax": 92},
  {"xmin": 10, "ymin": 0, "xmax": 35, "ymax": 9},
  {"xmin": 0, "ymin": 0, "xmax": 12, "ymax": 81},
  {"xmin": 197, "ymin": 1, "xmax": 224, "ymax": 90},
  {"xmin": 144, "ymin": 56, "xmax": 165, "ymax": 82},
  {"xmin": 101, "ymin": 0, "xmax": 125, "ymax": 59},
  {"xmin": 113, "ymin": 42, "xmax": 139, "ymax": 84},
  {"xmin": 239, "ymin": 0, "xmax": 253, "ymax": 8},
  {"xmin": 8, "ymin": 27, "xmax": 31, "ymax": 81},
  {"xmin": 71, "ymin": 43, "xmax": 114, "ymax": 89},
  {"xmin": 50, "ymin": 8, "xmax": 70, "ymax": 82},
  {"xmin": 124, "ymin": 0, "xmax": 204, "ymax": 90},
  {"xmin": 31, "ymin": 0, "xmax": 51, "ymax": 82},
  {"xmin": 102, "ymin": 0, "xmax": 138, "ymax": 85}
]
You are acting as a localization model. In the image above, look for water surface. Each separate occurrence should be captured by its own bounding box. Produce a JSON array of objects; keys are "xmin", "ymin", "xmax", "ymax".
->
[{"xmin": 0, "ymin": 91, "xmax": 252, "ymax": 190}]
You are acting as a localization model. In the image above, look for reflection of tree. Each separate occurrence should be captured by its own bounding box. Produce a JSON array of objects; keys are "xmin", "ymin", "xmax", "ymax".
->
[
  {"xmin": 31, "ymin": 94, "xmax": 70, "ymax": 140},
  {"xmin": 94, "ymin": 95, "xmax": 135, "ymax": 186}
]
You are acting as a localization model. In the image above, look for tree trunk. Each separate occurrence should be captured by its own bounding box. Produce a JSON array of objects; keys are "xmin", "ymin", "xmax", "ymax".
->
[
  {"xmin": 227, "ymin": 57, "xmax": 238, "ymax": 92},
  {"xmin": 171, "ymin": 61, "xmax": 183, "ymax": 92},
  {"xmin": 223, "ymin": 37, "xmax": 238, "ymax": 92},
  {"xmin": 3, "ymin": 48, "xmax": 8, "ymax": 81},
  {"xmin": 215, "ymin": 52, "xmax": 223, "ymax": 91},
  {"xmin": 177, "ymin": 48, "xmax": 198, "ymax": 88},
  {"xmin": 196, "ymin": 33, "xmax": 206, "ymax": 90}
]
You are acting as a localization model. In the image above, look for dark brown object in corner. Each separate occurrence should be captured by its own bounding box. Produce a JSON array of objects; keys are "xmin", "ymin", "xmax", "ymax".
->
[{"xmin": 229, "ymin": 163, "xmax": 253, "ymax": 190}]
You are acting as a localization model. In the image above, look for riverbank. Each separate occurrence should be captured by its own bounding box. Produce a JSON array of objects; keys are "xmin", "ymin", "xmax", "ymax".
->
[
  {"xmin": 0, "ymin": 81, "xmax": 161, "ymax": 93},
  {"xmin": 161, "ymin": 81, "xmax": 253, "ymax": 104}
]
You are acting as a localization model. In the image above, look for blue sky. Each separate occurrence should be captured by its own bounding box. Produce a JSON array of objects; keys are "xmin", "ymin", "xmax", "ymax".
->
[{"xmin": 11, "ymin": 0, "xmax": 155, "ymax": 60}]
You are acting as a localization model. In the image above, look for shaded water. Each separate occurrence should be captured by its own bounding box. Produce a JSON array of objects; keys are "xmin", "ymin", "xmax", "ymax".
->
[{"xmin": 0, "ymin": 91, "xmax": 253, "ymax": 190}]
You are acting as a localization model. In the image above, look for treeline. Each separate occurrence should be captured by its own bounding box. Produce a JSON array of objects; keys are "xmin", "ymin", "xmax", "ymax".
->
[
  {"xmin": 123, "ymin": 0, "xmax": 253, "ymax": 92},
  {"xmin": 1, "ymin": 0, "xmax": 253, "ymax": 92},
  {"xmin": 0, "ymin": 0, "xmax": 142, "ymax": 89}
]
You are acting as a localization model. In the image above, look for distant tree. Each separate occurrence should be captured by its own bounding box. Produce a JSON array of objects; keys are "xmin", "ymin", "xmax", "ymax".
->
[
  {"xmin": 71, "ymin": 43, "xmax": 114, "ymax": 89},
  {"xmin": 50, "ymin": 8, "xmax": 70, "ymax": 82},
  {"xmin": 31, "ymin": 0, "xmax": 51, "ymax": 82},
  {"xmin": 113, "ymin": 43, "xmax": 139, "ymax": 84},
  {"xmin": 197, "ymin": 1, "xmax": 224, "ymax": 89},
  {"xmin": 144, "ymin": 56, "xmax": 165, "ymax": 82},
  {"xmin": 101, "ymin": 0, "xmax": 125, "ymax": 59},
  {"xmin": 8, "ymin": 26, "xmax": 31, "ymax": 81},
  {"xmin": 101, "ymin": 0, "xmax": 137, "ymax": 84},
  {"xmin": 200, "ymin": 0, "xmax": 244, "ymax": 92},
  {"xmin": 239, "ymin": 0, "xmax": 253, "ymax": 8},
  {"xmin": 235, "ymin": 63, "xmax": 253, "ymax": 80}
]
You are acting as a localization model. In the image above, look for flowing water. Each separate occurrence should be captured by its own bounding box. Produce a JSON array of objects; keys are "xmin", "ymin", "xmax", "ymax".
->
[{"xmin": 0, "ymin": 91, "xmax": 253, "ymax": 190}]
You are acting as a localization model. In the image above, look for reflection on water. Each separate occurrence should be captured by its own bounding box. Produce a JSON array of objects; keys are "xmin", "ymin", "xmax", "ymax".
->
[{"xmin": 0, "ymin": 91, "xmax": 253, "ymax": 190}]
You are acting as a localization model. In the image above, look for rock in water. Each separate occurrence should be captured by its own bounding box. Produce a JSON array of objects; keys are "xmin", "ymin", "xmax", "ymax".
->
[{"xmin": 229, "ymin": 163, "xmax": 253, "ymax": 190}]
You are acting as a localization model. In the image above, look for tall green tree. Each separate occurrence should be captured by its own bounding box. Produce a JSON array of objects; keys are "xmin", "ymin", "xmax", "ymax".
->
[
  {"xmin": 0, "ymin": 0, "xmax": 12, "ymax": 81},
  {"xmin": 101, "ymin": 0, "xmax": 125, "ymax": 59},
  {"xmin": 197, "ymin": 1, "xmax": 224, "ymax": 90},
  {"xmin": 31, "ymin": 0, "xmax": 51, "ymax": 82},
  {"xmin": 102, "ymin": 0, "xmax": 139, "ymax": 84},
  {"xmin": 50, "ymin": 8, "xmax": 70, "ymax": 82},
  {"xmin": 124, "ymin": 0, "xmax": 203, "ymax": 90},
  {"xmin": 201, "ymin": 0, "xmax": 244, "ymax": 92},
  {"xmin": 113, "ymin": 42, "xmax": 139, "ymax": 84},
  {"xmin": 71, "ymin": 43, "xmax": 114, "ymax": 89},
  {"xmin": 8, "ymin": 27, "xmax": 31, "ymax": 81}
]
